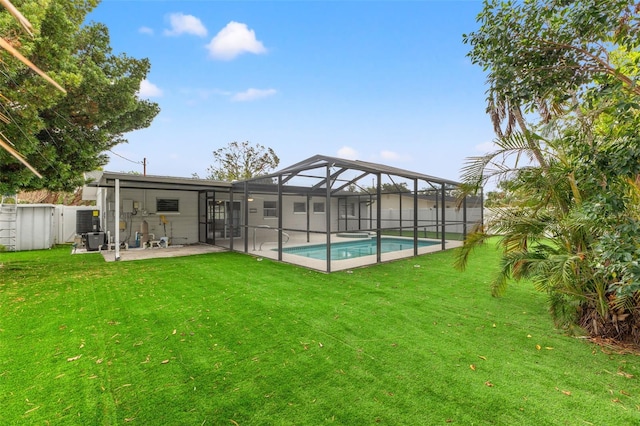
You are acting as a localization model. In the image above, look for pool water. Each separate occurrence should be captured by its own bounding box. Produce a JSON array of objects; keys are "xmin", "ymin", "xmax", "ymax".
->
[{"xmin": 279, "ymin": 237, "xmax": 438, "ymax": 261}]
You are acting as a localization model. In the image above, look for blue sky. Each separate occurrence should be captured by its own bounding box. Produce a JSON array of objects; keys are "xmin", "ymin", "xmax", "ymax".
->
[{"xmin": 87, "ymin": 1, "xmax": 494, "ymax": 183}]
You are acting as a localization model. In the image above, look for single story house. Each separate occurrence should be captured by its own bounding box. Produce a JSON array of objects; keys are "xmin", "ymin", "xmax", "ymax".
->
[{"xmin": 83, "ymin": 155, "xmax": 483, "ymax": 272}]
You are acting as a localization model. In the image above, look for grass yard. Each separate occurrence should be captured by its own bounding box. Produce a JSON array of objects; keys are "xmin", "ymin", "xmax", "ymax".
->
[{"xmin": 0, "ymin": 243, "xmax": 638, "ymax": 425}]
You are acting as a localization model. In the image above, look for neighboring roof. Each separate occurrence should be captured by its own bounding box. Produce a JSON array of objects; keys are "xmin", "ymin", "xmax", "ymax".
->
[{"xmin": 86, "ymin": 171, "xmax": 231, "ymax": 191}]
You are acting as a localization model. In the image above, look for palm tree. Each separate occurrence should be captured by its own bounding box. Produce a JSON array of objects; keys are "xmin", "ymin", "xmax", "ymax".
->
[{"xmin": 456, "ymin": 112, "xmax": 640, "ymax": 345}]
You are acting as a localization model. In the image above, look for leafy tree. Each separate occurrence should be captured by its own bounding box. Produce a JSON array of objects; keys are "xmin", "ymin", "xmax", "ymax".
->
[
  {"xmin": 483, "ymin": 179, "xmax": 522, "ymax": 208},
  {"xmin": 206, "ymin": 141, "xmax": 280, "ymax": 181},
  {"xmin": 0, "ymin": 0, "xmax": 159, "ymax": 193},
  {"xmin": 362, "ymin": 182, "xmax": 411, "ymax": 194},
  {"xmin": 458, "ymin": 0, "xmax": 640, "ymax": 345}
]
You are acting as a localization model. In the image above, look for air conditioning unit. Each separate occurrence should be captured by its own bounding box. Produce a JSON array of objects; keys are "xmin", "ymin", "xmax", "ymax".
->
[{"xmin": 76, "ymin": 210, "xmax": 100, "ymax": 233}]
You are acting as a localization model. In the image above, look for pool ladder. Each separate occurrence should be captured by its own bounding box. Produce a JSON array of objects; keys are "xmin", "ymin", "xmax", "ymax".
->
[{"xmin": 253, "ymin": 225, "xmax": 290, "ymax": 251}]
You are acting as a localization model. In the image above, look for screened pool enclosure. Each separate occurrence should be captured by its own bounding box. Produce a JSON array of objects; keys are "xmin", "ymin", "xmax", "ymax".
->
[{"xmin": 217, "ymin": 155, "xmax": 482, "ymax": 272}]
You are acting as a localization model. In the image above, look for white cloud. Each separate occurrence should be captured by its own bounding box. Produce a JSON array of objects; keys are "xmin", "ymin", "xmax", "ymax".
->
[
  {"xmin": 139, "ymin": 26, "xmax": 154, "ymax": 35},
  {"xmin": 380, "ymin": 150, "xmax": 400, "ymax": 161},
  {"xmin": 337, "ymin": 146, "xmax": 358, "ymax": 160},
  {"xmin": 138, "ymin": 79, "xmax": 163, "ymax": 98},
  {"xmin": 231, "ymin": 88, "xmax": 277, "ymax": 102},
  {"xmin": 207, "ymin": 21, "xmax": 267, "ymax": 60},
  {"xmin": 164, "ymin": 13, "xmax": 207, "ymax": 37}
]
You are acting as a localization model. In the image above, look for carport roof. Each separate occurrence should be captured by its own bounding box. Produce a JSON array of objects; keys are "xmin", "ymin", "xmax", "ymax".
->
[{"xmin": 86, "ymin": 171, "xmax": 231, "ymax": 191}]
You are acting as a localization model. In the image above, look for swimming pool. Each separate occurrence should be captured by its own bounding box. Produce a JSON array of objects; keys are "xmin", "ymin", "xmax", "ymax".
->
[{"xmin": 278, "ymin": 237, "xmax": 438, "ymax": 261}]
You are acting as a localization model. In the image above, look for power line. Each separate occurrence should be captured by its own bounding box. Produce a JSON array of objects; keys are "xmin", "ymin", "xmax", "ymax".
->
[{"xmin": 108, "ymin": 149, "xmax": 143, "ymax": 165}]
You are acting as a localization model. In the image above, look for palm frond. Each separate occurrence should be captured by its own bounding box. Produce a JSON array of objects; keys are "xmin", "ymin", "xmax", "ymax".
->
[
  {"xmin": 453, "ymin": 224, "xmax": 490, "ymax": 271},
  {"xmin": 491, "ymin": 273, "xmax": 509, "ymax": 297},
  {"xmin": 459, "ymin": 131, "xmax": 546, "ymax": 190},
  {"xmin": 0, "ymin": 0, "xmax": 33, "ymax": 36},
  {"xmin": 0, "ymin": 38, "xmax": 66, "ymax": 93}
]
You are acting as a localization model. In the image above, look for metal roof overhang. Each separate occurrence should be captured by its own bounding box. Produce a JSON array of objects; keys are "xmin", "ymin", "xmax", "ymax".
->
[{"xmin": 86, "ymin": 171, "xmax": 232, "ymax": 192}]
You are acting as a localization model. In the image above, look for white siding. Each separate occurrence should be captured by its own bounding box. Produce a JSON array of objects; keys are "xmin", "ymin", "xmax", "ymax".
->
[{"xmin": 101, "ymin": 188, "xmax": 200, "ymax": 246}]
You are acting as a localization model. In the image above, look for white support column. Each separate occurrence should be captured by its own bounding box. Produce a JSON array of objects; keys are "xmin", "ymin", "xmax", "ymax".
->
[{"xmin": 115, "ymin": 178, "xmax": 120, "ymax": 261}]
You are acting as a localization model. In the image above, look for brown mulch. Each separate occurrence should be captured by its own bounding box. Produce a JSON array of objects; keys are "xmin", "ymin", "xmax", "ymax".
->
[{"xmin": 587, "ymin": 336, "xmax": 640, "ymax": 356}]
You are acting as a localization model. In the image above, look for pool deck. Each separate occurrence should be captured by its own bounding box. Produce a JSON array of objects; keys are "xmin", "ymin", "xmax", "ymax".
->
[
  {"xmin": 72, "ymin": 244, "xmax": 225, "ymax": 262},
  {"xmin": 73, "ymin": 234, "xmax": 461, "ymax": 271},
  {"xmin": 242, "ymin": 236, "xmax": 462, "ymax": 272}
]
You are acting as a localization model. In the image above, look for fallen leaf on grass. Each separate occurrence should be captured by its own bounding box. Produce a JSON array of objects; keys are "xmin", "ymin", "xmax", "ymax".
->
[
  {"xmin": 67, "ymin": 355, "xmax": 82, "ymax": 362},
  {"xmin": 536, "ymin": 344, "xmax": 541, "ymax": 350},
  {"xmin": 470, "ymin": 364, "xmax": 476, "ymax": 371},
  {"xmin": 485, "ymin": 381, "xmax": 494, "ymax": 387},
  {"xmin": 124, "ymin": 417, "xmax": 136, "ymax": 422},
  {"xmin": 562, "ymin": 390, "xmax": 571, "ymax": 396},
  {"xmin": 478, "ymin": 355, "xmax": 487, "ymax": 360},
  {"xmin": 617, "ymin": 371, "xmax": 634, "ymax": 379},
  {"xmin": 172, "ymin": 329, "xmax": 177, "ymax": 335},
  {"xmin": 161, "ymin": 359, "xmax": 169, "ymax": 364},
  {"xmin": 96, "ymin": 358, "xmax": 103, "ymax": 364},
  {"xmin": 545, "ymin": 347, "xmax": 554, "ymax": 350},
  {"xmin": 620, "ymin": 390, "xmax": 630, "ymax": 396}
]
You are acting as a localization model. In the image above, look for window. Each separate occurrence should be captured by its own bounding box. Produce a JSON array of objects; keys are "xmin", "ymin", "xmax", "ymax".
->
[
  {"xmin": 339, "ymin": 202, "xmax": 356, "ymax": 218},
  {"xmin": 264, "ymin": 201, "xmax": 277, "ymax": 218},
  {"xmin": 313, "ymin": 202, "xmax": 325, "ymax": 214},
  {"xmin": 157, "ymin": 198, "xmax": 179, "ymax": 213},
  {"xmin": 293, "ymin": 202, "xmax": 306, "ymax": 214}
]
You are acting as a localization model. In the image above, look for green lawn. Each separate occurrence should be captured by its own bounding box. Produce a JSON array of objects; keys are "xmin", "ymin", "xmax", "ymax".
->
[{"xmin": 0, "ymin": 244, "xmax": 638, "ymax": 425}]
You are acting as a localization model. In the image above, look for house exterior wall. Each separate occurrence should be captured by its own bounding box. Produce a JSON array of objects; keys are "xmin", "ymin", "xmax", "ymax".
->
[
  {"xmin": 245, "ymin": 195, "xmax": 340, "ymax": 232},
  {"xmin": 98, "ymin": 187, "xmax": 201, "ymax": 246}
]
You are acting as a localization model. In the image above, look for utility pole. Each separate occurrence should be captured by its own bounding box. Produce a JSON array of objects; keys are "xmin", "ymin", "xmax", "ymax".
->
[{"xmin": 143, "ymin": 158, "xmax": 147, "ymax": 176}]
